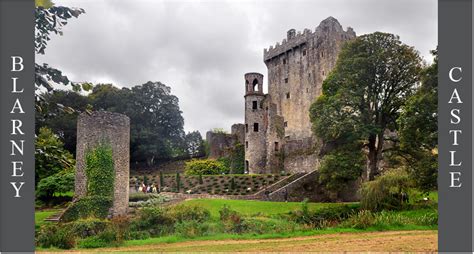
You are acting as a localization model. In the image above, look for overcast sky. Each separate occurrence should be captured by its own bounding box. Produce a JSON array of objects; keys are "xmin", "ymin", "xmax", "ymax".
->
[{"xmin": 37, "ymin": 0, "xmax": 437, "ymax": 136}]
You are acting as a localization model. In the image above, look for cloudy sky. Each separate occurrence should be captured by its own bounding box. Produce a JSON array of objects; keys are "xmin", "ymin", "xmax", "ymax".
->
[{"xmin": 37, "ymin": 0, "xmax": 437, "ymax": 136}]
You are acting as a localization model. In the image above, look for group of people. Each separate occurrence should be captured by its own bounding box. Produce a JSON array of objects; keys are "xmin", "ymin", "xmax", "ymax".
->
[{"xmin": 135, "ymin": 182, "xmax": 159, "ymax": 193}]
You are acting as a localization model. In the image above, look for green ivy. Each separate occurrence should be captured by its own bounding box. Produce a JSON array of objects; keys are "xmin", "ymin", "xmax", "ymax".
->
[
  {"xmin": 63, "ymin": 142, "xmax": 115, "ymax": 221},
  {"xmin": 85, "ymin": 142, "xmax": 115, "ymax": 197}
]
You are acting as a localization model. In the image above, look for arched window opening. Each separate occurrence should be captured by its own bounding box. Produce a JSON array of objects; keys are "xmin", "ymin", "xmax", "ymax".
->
[{"xmin": 253, "ymin": 79, "xmax": 259, "ymax": 92}]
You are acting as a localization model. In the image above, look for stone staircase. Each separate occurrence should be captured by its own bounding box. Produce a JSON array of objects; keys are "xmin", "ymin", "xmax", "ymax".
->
[
  {"xmin": 267, "ymin": 170, "xmax": 319, "ymax": 202},
  {"xmin": 253, "ymin": 172, "xmax": 305, "ymax": 198},
  {"xmin": 44, "ymin": 209, "xmax": 67, "ymax": 222}
]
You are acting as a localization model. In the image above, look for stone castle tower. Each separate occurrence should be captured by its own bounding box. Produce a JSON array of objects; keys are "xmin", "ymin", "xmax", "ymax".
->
[{"xmin": 243, "ymin": 17, "xmax": 356, "ymax": 174}]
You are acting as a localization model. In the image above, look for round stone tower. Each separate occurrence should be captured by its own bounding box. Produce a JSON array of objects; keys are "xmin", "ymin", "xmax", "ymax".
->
[
  {"xmin": 244, "ymin": 72, "xmax": 267, "ymax": 174},
  {"xmin": 75, "ymin": 111, "xmax": 130, "ymax": 217}
]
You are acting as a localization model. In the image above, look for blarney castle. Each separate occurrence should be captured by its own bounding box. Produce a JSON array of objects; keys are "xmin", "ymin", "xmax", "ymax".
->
[{"xmin": 208, "ymin": 17, "xmax": 356, "ymax": 177}]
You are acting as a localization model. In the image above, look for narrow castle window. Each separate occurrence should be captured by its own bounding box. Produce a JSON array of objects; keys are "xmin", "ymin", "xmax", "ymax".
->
[
  {"xmin": 274, "ymin": 142, "xmax": 279, "ymax": 152},
  {"xmin": 322, "ymin": 71, "xmax": 325, "ymax": 76},
  {"xmin": 252, "ymin": 101, "xmax": 258, "ymax": 110},
  {"xmin": 245, "ymin": 161, "xmax": 249, "ymax": 172},
  {"xmin": 245, "ymin": 124, "xmax": 248, "ymax": 133},
  {"xmin": 286, "ymin": 93, "xmax": 290, "ymax": 99},
  {"xmin": 321, "ymin": 51, "xmax": 324, "ymax": 58},
  {"xmin": 283, "ymin": 59, "xmax": 287, "ymax": 65},
  {"xmin": 303, "ymin": 50, "xmax": 307, "ymax": 56},
  {"xmin": 284, "ymin": 121, "xmax": 288, "ymax": 128},
  {"xmin": 284, "ymin": 78, "xmax": 288, "ymax": 83},
  {"xmin": 245, "ymin": 80, "xmax": 249, "ymax": 92},
  {"xmin": 253, "ymin": 123, "xmax": 259, "ymax": 132},
  {"xmin": 246, "ymin": 141, "xmax": 248, "ymax": 148}
]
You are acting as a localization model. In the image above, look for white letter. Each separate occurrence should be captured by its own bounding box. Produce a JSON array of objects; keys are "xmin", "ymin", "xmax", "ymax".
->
[
  {"xmin": 11, "ymin": 77, "xmax": 24, "ymax": 93},
  {"xmin": 10, "ymin": 98, "xmax": 25, "ymax": 114},
  {"xmin": 449, "ymin": 67, "xmax": 462, "ymax": 82},
  {"xmin": 11, "ymin": 56, "xmax": 24, "ymax": 72},
  {"xmin": 450, "ymin": 109, "xmax": 461, "ymax": 124},
  {"xmin": 450, "ymin": 172, "xmax": 462, "ymax": 188},
  {"xmin": 10, "ymin": 140, "xmax": 24, "ymax": 155},
  {"xmin": 11, "ymin": 120, "xmax": 24, "ymax": 135},
  {"xmin": 449, "ymin": 151, "xmax": 462, "ymax": 166},
  {"xmin": 11, "ymin": 161, "xmax": 24, "ymax": 177},
  {"xmin": 449, "ymin": 130, "xmax": 462, "ymax": 145},
  {"xmin": 10, "ymin": 182, "xmax": 25, "ymax": 198},
  {"xmin": 448, "ymin": 88, "xmax": 463, "ymax": 103}
]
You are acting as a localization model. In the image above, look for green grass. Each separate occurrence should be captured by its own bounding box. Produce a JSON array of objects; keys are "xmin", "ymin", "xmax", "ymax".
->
[
  {"xmin": 182, "ymin": 199, "xmax": 355, "ymax": 218},
  {"xmin": 35, "ymin": 209, "xmax": 60, "ymax": 227}
]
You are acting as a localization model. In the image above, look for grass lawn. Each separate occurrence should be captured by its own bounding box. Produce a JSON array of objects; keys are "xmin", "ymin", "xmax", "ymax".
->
[
  {"xmin": 35, "ymin": 209, "xmax": 60, "ymax": 228},
  {"xmin": 182, "ymin": 198, "xmax": 355, "ymax": 218}
]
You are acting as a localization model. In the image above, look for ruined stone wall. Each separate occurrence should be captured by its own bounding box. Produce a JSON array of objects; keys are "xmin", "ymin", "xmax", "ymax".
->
[
  {"xmin": 264, "ymin": 100, "xmax": 285, "ymax": 174},
  {"xmin": 264, "ymin": 17, "xmax": 356, "ymax": 140},
  {"xmin": 206, "ymin": 131, "xmax": 237, "ymax": 159},
  {"xmin": 231, "ymin": 123, "xmax": 245, "ymax": 145},
  {"xmin": 75, "ymin": 111, "xmax": 130, "ymax": 217}
]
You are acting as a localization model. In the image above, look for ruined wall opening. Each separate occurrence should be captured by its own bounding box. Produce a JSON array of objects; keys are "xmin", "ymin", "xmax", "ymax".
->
[
  {"xmin": 252, "ymin": 101, "xmax": 258, "ymax": 109},
  {"xmin": 274, "ymin": 142, "xmax": 279, "ymax": 152},
  {"xmin": 246, "ymin": 79, "xmax": 249, "ymax": 92},
  {"xmin": 245, "ymin": 124, "xmax": 248, "ymax": 133},
  {"xmin": 253, "ymin": 123, "xmax": 259, "ymax": 132}
]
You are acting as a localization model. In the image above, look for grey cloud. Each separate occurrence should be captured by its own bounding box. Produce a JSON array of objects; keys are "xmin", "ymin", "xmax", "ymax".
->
[{"xmin": 38, "ymin": 0, "xmax": 437, "ymax": 136}]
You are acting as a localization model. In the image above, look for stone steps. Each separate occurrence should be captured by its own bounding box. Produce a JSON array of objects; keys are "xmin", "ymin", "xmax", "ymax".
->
[
  {"xmin": 268, "ymin": 170, "xmax": 318, "ymax": 201},
  {"xmin": 253, "ymin": 173, "xmax": 305, "ymax": 197}
]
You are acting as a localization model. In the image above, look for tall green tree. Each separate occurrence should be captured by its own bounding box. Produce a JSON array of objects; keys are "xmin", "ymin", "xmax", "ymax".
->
[
  {"xmin": 90, "ymin": 82, "xmax": 187, "ymax": 164},
  {"xmin": 185, "ymin": 131, "xmax": 205, "ymax": 158},
  {"xmin": 310, "ymin": 32, "xmax": 422, "ymax": 180},
  {"xmin": 35, "ymin": 127, "xmax": 75, "ymax": 186},
  {"xmin": 36, "ymin": 90, "xmax": 91, "ymax": 155},
  {"xmin": 397, "ymin": 50, "xmax": 438, "ymax": 192}
]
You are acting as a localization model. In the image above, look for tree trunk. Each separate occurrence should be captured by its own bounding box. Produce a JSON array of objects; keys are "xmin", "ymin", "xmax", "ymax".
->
[{"xmin": 366, "ymin": 132, "xmax": 384, "ymax": 180}]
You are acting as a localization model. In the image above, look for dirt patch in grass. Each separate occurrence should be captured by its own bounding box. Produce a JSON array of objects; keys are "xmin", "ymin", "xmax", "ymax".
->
[{"xmin": 48, "ymin": 230, "xmax": 436, "ymax": 252}]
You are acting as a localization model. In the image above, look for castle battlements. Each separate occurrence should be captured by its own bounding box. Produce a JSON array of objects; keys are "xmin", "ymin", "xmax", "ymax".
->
[{"xmin": 263, "ymin": 16, "xmax": 355, "ymax": 62}]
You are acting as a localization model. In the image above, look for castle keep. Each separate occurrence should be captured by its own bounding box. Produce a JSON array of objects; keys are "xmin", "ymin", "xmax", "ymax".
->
[{"xmin": 241, "ymin": 17, "xmax": 356, "ymax": 174}]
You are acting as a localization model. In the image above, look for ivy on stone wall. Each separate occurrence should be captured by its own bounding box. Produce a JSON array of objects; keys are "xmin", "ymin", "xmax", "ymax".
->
[{"xmin": 63, "ymin": 142, "xmax": 115, "ymax": 221}]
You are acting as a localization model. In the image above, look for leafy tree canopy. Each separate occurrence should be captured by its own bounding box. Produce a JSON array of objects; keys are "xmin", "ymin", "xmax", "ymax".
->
[{"xmin": 310, "ymin": 32, "xmax": 422, "ymax": 180}]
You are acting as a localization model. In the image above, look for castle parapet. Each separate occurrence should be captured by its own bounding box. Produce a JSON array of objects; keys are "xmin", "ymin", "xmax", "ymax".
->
[{"xmin": 264, "ymin": 28, "xmax": 313, "ymax": 62}]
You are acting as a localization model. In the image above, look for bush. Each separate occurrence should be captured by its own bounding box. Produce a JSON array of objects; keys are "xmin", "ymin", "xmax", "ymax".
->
[
  {"xmin": 219, "ymin": 205, "xmax": 246, "ymax": 233},
  {"xmin": 166, "ymin": 204, "xmax": 211, "ymax": 223},
  {"xmin": 359, "ymin": 168, "xmax": 412, "ymax": 211},
  {"xmin": 129, "ymin": 193, "xmax": 162, "ymax": 202},
  {"xmin": 131, "ymin": 207, "xmax": 174, "ymax": 236},
  {"xmin": 69, "ymin": 218, "xmax": 109, "ymax": 238},
  {"xmin": 174, "ymin": 220, "xmax": 210, "ymax": 238},
  {"xmin": 342, "ymin": 210, "xmax": 375, "ymax": 229},
  {"xmin": 77, "ymin": 229, "xmax": 118, "ymax": 248},
  {"xmin": 288, "ymin": 202, "xmax": 359, "ymax": 228},
  {"xmin": 61, "ymin": 196, "xmax": 112, "ymax": 222},
  {"xmin": 185, "ymin": 159, "xmax": 228, "ymax": 175},
  {"xmin": 36, "ymin": 169, "xmax": 75, "ymax": 202},
  {"xmin": 37, "ymin": 224, "xmax": 76, "ymax": 249}
]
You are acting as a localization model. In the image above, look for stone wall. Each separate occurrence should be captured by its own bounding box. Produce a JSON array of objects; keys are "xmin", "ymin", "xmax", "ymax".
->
[
  {"xmin": 264, "ymin": 17, "xmax": 355, "ymax": 141},
  {"xmin": 75, "ymin": 111, "xmax": 130, "ymax": 217},
  {"xmin": 206, "ymin": 131, "xmax": 237, "ymax": 159}
]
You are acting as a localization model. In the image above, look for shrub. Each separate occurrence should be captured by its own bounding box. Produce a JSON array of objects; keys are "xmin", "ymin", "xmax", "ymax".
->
[
  {"xmin": 219, "ymin": 205, "xmax": 246, "ymax": 234},
  {"xmin": 37, "ymin": 224, "xmax": 76, "ymax": 249},
  {"xmin": 61, "ymin": 195, "xmax": 112, "ymax": 222},
  {"xmin": 174, "ymin": 220, "xmax": 210, "ymax": 238},
  {"xmin": 77, "ymin": 229, "xmax": 118, "ymax": 248},
  {"xmin": 36, "ymin": 169, "xmax": 75, "ymax": 202},
  {"xmin": 185, "ymin": 159, "xmax": 228, "ymax": 175},
  {"xmin": 166, "ymin": 204, "xmax": 211, "ymax": 223},
  {"xmin": 131, "ymin": 207, "xmax": 174, "ymax": 236},
  {"xmin": 69, "ymin": 218, "xmax": 109, "ymax": 238},
  {"xmin": 342, "ymin": 210, "xmax": 375, "ymax": 229},
  {"xmin": 359, "ymin": 168, "xmax": 412, "ymax": 211},
  {"xmin": 129, "ymin": 193, "xmax": 162, "ymax": 202}
]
